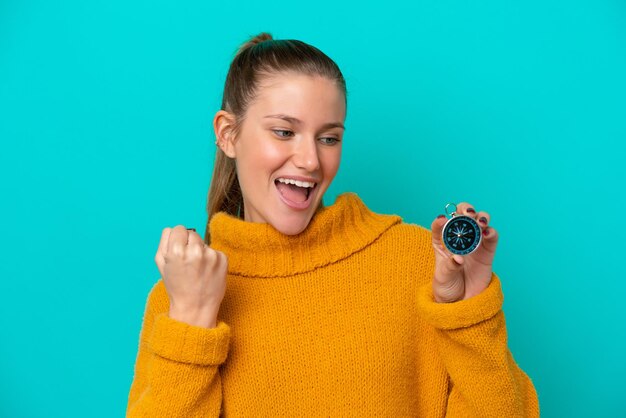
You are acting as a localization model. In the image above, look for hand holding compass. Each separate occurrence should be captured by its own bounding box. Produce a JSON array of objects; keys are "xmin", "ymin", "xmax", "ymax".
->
[
  {"xmin": 430, "ymin": 202, "xmax": 499, "ymax": 303},
  {"xmin": 441, "ymin": 203, "xmax": 482, "ymax": 255}
]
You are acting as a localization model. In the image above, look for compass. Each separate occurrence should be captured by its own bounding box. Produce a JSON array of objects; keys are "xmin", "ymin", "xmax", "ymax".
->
[{"xmin": 441, "ymin": 203, "xmax": 482, "ymax": 256}]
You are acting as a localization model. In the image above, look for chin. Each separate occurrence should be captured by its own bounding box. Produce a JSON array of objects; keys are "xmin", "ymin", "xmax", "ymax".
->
[{"xmin": 270, "ymin": 212, "xmax": 314, "ymax": 236}]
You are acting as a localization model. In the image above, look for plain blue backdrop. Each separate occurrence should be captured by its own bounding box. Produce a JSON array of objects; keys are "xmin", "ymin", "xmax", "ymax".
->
[{"xmin": 1, "ymin": 0, "xmax": 625, "ymax": 416}]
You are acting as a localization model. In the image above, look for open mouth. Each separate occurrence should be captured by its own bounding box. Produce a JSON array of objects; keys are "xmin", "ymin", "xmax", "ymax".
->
[{"xmin": 274, "ymin": 178, "xmax": 317, "ymax": 204}]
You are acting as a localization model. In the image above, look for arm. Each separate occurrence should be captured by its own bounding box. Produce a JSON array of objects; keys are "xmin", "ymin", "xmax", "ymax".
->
[
  {"xmin": 126, "ymin": 280, "xmax": 231, "ymax": 418},
  {"xmin": 416, "ymin": 273, "xmax": 539, "ymax": 418}
]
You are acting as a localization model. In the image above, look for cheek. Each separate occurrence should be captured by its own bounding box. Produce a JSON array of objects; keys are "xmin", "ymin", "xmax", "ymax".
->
[
  {"xmin": 260, "ymin": 143, "xmax": 286, "ymax": 164},
  {"xmin": 321, "ymin": 148, "xmax": 342, "ymax": 178},
  {"xmin": 236, "ymin": 137, "xmax": 285, "ymax": 176}
]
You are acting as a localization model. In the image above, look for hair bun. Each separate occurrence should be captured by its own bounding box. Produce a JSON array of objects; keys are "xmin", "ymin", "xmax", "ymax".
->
[{"xmin": 236, "ymin": 32, "xmax": 273, "ymax": 54}]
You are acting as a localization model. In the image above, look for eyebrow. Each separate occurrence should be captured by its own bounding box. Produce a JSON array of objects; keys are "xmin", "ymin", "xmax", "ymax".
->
[{"xmin": 263, "ymin": 114, "xmax": 345, "ymax": 130}]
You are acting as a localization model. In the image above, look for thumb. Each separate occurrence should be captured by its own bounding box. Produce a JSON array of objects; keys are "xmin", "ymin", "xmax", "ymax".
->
[
  {"xmin": 431, "ymin": 215, "xmax": 465, "ymax": 276},
  {"xmin": 430, "ymin": 214, "xmax": 447, "ymax": 249},
  {"xmin": 431, "ymin": 214, "xmax": 455, "ymax": 260},
  {"xmin": 155, "ymin": 227, "xmax": 172, "ymax": 279},
  {"xmin": 438, "ymin": 252, "xmax": 465, "ymax": 278}
]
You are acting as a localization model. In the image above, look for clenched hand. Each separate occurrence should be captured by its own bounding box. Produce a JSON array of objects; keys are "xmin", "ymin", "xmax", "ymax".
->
[{"xmin": 154, "ymin": 225, "xmax": 228, "ymax": 328}]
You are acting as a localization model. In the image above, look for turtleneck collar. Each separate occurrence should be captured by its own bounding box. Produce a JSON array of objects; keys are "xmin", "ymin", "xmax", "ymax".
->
[{"xmin": 209, "ymin": 192, "xmax": 402, "ymax": 278}]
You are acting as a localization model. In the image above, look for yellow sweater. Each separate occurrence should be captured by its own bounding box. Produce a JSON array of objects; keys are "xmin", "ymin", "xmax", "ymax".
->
[{"xmin": 127, "ymin": 192, "xmax": 539, "ymax": 417}]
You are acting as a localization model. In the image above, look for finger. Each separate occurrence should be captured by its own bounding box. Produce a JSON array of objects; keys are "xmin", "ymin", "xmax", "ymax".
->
[
  {"xmin": 167, "ymin": 225, "xmax": 190, "ymax": 258},
  {"xmin": 187, "ymin": 242, "xmax": 205, "ymax": 259},
  {"xmin": 186, "ymin": 229, "xmax": 205, "ymax": 247},
  {"xmin": 434, "ymin": 251, "xmax": 465, "ymax": 285},
  {"xmin": 185, "ymin": 229, "xmax": 206, "ymax": 259},
  {"xmin": 210, "ymin": 249, "xmax": 229, "ymax": 277},
  {"xmin": 211, "ymin": 249, "xmax": 227, "ymax": 269},
  {"xmin": 430, "ymin": 214, "xmax": 448, "ymax": 249},
  {"xmin": 455, "ymin": 202, "xmax": 477, "ymax": 219},
  {"xmin": 217, "ymin": 250, "xmax": 228, "ymax": 270},
  {"xmin": 155, "ymin": 227, "xmax": 172, "ymax": 277},
  {"xmin": 480, "ymin": 225, "xmax": 499, "ymax": 253},
  {"xmin": 452, "ymin": 254, "xmax": 464, "ymax": 265},
  {"xmin": 476, "ymin": 211, "xmax": 491, "ymax": 228},
  {"xmin": 203, "ymin": 245, "xmax": 221, "ymax": 267}
]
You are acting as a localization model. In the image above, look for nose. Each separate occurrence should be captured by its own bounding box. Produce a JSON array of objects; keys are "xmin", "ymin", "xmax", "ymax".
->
[{"xmin": 292, "ymin": 136, "xmax": 320, "ymax": 172}]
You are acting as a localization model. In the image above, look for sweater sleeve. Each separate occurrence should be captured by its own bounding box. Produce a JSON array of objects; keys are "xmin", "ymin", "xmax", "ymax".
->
[
  {"xmin": 416, "ymin": 273, "xmax": 540, "ymax": 418},
  {"xmin": 126, "ymin": 279, "xmax": 231, "ymax": 418}
]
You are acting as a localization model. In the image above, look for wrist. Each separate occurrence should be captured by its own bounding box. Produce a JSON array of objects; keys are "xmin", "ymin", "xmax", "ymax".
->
[{"xmin": 168, "ymin": 305, "xmax": 219, "ymax": 328}]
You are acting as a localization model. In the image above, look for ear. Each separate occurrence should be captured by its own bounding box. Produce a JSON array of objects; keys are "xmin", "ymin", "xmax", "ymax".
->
[{"xmin": 213, "ymin": 110, "xmax": 237, "ymax": 158}]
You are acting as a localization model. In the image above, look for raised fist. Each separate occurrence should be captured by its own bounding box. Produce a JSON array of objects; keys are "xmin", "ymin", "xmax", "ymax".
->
[{"xmin": 154, "ymin": 225, "xmax": 227, "ymax": 328}]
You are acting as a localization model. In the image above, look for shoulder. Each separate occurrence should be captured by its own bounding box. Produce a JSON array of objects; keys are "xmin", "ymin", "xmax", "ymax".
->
[
  {"xmin": 380, "ymin": 221, "xmax": 434, "ymax": 255},
  {"xmin": 365, "ymin": 220, "xmax": 436, "ymax": 288},
  {"xmin": 333, "ymin": 192, "xmax": 436, "ymax": 266},
  {"xmin": 389, "ymin": 221, "xmax": 432, "ymax": 240}
]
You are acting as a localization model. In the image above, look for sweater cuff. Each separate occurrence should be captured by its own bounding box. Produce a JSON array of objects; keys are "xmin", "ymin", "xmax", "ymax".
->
[
  {"xmin": 416, "ymin": 272, "xmax": 503, "ymax": 330},
  {"xmin": 148, "ymin": 313, "xmax": 231, "ymax": 366}
]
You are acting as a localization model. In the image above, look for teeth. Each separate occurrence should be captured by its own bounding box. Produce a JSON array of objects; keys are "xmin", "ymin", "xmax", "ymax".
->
[{"xmin": 277, "ymin": 178, "xmax": 316, "ymax": 188}]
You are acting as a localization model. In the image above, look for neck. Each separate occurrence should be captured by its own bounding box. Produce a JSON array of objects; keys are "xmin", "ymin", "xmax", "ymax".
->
[{"xmin": 209, "ymin": 192, "xmax": 402, "ymax": 278}]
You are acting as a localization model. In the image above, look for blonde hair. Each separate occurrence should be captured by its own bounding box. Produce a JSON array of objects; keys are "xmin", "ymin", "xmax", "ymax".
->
[{"xmin": 204, "ymin": 32, "xmax": 347, "ymax": 245}]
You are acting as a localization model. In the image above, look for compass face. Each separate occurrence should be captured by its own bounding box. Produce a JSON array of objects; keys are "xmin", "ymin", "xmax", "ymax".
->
[{"xmin": 442, "ymin": 215, "xmax": 482, "ymax": 255}]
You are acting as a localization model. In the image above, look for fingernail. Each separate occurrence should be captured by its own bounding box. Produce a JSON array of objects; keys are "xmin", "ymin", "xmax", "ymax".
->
[
  {"xmin": 437, "ymin": 214, "xmax": 446, "ymax": 219},
  {"xmin": 484, "ymin": 227, "xmax": 490, "ymax": 236},
  {"xmin": 186, "ymin": 228, "xmax": 196, "ymax": 231},
  {"xmin": 467, "ymin": 208, "xmax": 476, "ymax": 213},
  {"xmin": 479, "ymin": 217, "xmax": 488, "ymax": 224}
]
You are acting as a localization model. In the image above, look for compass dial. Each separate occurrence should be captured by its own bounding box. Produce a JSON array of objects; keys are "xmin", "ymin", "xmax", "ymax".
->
[{"xmin": 442, "ymin": 215, "xmax": 482, "ymax": 255}]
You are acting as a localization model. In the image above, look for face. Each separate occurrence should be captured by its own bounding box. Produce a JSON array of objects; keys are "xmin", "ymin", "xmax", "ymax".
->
[{"xmin": 215, "ymin": 72, "xmax": 346, "ymax": 235}]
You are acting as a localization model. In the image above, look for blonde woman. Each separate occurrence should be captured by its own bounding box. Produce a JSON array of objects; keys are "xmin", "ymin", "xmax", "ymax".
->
[{"xmin": 127, "ymin": 32, "xmax": 539, "ymax": 417}]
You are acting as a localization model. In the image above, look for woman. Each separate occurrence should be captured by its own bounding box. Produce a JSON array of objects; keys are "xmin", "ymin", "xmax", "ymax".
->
[{"xmin": 127, "ymin": 32, "xmax": 539, "ymax": 417}]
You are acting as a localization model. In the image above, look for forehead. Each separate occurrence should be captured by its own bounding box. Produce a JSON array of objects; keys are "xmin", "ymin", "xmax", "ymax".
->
[{"xmin": 248, "ymin": 72, "xmax": 346, "ymax": 122}]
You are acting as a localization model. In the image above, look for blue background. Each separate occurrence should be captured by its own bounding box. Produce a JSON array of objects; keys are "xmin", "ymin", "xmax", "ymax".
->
[{"xmin": 1, "ymin": 0, "xmax": 625, "ymax": 416}]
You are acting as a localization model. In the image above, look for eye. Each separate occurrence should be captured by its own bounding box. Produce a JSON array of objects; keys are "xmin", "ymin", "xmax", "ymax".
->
[
  {"xmin": 272, "ymin": 129, "xmax": 294, "ymax": 138},
  {"xmin": 319, "ymin": 137, "xmax": 340, "ymax": 145}
]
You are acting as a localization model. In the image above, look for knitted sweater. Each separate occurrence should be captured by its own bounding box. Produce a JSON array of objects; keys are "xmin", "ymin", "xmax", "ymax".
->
[{"xmin": 127, "ymin": 192, "xmax": 539, "ymax": 417}]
